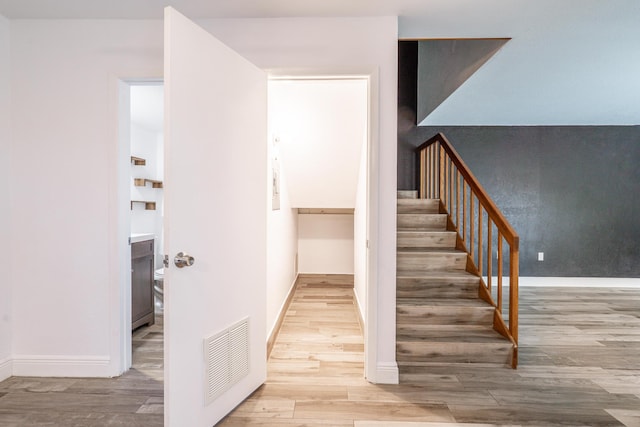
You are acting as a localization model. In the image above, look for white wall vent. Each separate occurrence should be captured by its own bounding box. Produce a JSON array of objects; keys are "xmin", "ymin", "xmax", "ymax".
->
[{"xmin": 203, "ymin": 317, "xmax": 250, "ymax": 405}]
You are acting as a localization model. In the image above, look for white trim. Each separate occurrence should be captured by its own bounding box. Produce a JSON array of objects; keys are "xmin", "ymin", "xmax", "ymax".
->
[
  {"xmin": 364, "ymin": 70, "xmax": 378, "ymax": 385},
  {"xmin": 0, "ymin": 356, "xmax": 11, "ymax": 381},
  {"xmin": 353, "ymin": 283, "xmax": 365, "ymax": 327},
  {"xmin": 484, "ymin": 276, "xmax": 640, "ymax": 288},
  {"xmin": 112, "ymin": 77, "xmax": 132, "ymax": 377},
  {"xmin": 11, "ymin": 355, "xmax": 112, "ymax": 378},
  {"xmin": 267, "ymin": 273, "xmax": 298, "ymax": 342},
  {"xmin": 373, "ymin": 362, "xmax": 399, "ymax": 384},
  {"xmin": 520, "ymin": 277, "xmax": 640, "ymax": 288}
]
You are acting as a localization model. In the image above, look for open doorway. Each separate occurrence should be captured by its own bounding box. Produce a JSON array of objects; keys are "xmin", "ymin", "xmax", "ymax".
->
[
  {"xmin": 266, "ymin": 76, "xmax": 370, "ymax": 372},
  {"xmin": 117, "ymin": 80, "xmax": 165, "ymax": 373},
  {"xmin": 129, "ymin": 84, "xmax": 165, "ymax": 375}
]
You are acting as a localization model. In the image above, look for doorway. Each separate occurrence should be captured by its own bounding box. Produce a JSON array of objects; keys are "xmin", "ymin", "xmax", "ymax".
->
[
  {"xmin": 116, "ymin": 75, "xmax": 371, "ymax": 386},
  {"xmin": 267, "ymin": 77, "xmax": 370, "ymax": 337},
  {"xmin": 116, "ymin": 80, "xmax": 165, "ymax": 372},
  {"xmin": 129, "ymin": 83, "xmax": 165, "ymax": 373}
]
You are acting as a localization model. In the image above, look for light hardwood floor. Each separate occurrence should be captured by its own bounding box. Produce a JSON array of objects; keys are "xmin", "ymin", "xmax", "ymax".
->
[
  {"xmin": 1, "ymin": 278, "xmax": 640, "ymax": 426},
  {"xmin": 222, "ymin": 278, "xmax": 640, "ymax": 427}
]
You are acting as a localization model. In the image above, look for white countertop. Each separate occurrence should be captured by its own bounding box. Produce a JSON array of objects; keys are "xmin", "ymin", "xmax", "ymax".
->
[{"xmin": 130, "ymin": 233, "xmax": 155, "ymax": 243}]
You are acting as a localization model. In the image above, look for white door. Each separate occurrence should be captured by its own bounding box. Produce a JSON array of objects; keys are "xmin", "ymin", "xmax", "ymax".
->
[{"xmin": 163, "ymin": 7, "xmax": 267, "ymax": 426}]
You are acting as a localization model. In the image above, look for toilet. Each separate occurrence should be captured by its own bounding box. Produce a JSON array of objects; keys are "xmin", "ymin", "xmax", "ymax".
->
[{"xmin": 154, "ymin": 268, "xmax": 164, "ymax": 313}]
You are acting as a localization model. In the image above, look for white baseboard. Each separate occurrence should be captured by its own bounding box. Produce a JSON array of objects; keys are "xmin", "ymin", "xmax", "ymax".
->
[
  {"xmin": 0, "ymin": 356, "xmax": 11, "ymax": 381},
  {"xmin": 352, "ymin": 288, "xmax": 365, "ymax": 331},
  {"xmin": 520, "ymin": 277, "xmax": 640, "ymax": 288},
  {"xmin": 483, "ymin": 276, "xmax": 640, "ymax": 288},
  {"xmin": 11, "ymin": 355, "xmax": 112, "ymax": 377},
  {"xmin": 267, "ymin": 274, "xmax": 299, "ymax": 358},
  {"xmin": 372, "ymin": 362, "xmax": 399, "ymax": 384}
]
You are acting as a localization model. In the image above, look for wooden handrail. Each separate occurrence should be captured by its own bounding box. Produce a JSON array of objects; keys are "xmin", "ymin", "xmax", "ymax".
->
[
  {"xmin": 416, "ymin": 134, "xmax": 519, "ymax": 248},
  {"xmin": 416, "ymin": 132, "xmax": 520, "ymax": 368}
]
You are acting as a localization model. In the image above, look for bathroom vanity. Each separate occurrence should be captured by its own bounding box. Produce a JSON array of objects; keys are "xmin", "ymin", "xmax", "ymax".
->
[{"xmin": 131, "ymin": 234, "xmax": 155, "ymax": 329}]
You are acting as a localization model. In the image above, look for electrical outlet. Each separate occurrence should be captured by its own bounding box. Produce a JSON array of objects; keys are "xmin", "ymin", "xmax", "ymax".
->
[{"xmin": 538, "ymin": 252, "xmax": 544, "ymax": 261}]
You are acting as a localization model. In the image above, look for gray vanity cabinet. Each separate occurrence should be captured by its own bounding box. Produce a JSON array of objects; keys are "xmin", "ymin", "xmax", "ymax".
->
[{"xmin": 131, "ymin": 239, "xmax": 155, "ymax": 329}]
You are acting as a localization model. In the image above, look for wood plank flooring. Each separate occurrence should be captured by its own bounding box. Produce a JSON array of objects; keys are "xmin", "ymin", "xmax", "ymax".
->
[
  {"xmin": 0, "ymin": 316, "xmax": 164, "ymax": 426},
  {"xmin": 221, "ymin": 282, "xmax": 640, "ymax": 427},
  {"xmin": 1, "ymin": 281, "xmax": 640, "ymax": 426}
]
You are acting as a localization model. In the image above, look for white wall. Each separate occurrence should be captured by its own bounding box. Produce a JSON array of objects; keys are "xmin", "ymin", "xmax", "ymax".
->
[
  {"xmin": 0, "ymin": 13, "xmax": 12, "ymax": 381},
  {"xmin": 266, "ymin": 130, "xmax": 298, "ymax": 339},
  {"xmin": 298, "ymin": 214, "xmax": 354, "ymax": 274},
  {"xmin": 268, "ymin": 79, "xmax": 368, "ymax": 208},
  {"xmin": 10, "ymin": 19, "xmax": 163, "ymax": 376},
  {"xmin": 353, "ymin": 136, "xmax": 368, "ymax": 322},
  {"xmin": 8, "ymin": 16, "xmax": 398, "ymax": 383}
]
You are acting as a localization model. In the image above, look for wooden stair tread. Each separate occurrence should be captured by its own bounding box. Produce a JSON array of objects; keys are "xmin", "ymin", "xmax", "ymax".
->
[
  {"xmin": 397, "ymin": 227, "xmax": 448, "ymax": 232},
  {"xmin": 397, "ymin": 250, "xmax": 467, "ymax": 273},
  {"xmin": 397, "ymin": 214, "xmax": 448, "ymax": 230},
  {"xmin": 397, "ymin": 213, "xmax": 446, "ymax": 216},
  {"xmin": 397, "ymin": 230, "xmax": 456, "ymax": 236},
  {"xmin": 397, "ymin": 248, "xmax": 465, "ymax": 254},
  {"xmin": 397, "ymin": 190, "xmax": 418, "ymax": 199},
  {"xmin": 397, "ymin": 341, "xmax": 513, "ymax": 364},
  {"xmin": 397, "ymin": 324, "xmax": 508, "ymax": 343},
  {"xmin": 397, "ymin": 231, "xmax": 457, "ymax": 249},
  {"xmin": 397, "ymin": 298, "xmax": 492, "ymax": 307},
  {"xmin": 396, "ymin": 199, "xmax": 440, "ymax": 214},
  {"xmin": 396, "ymin": 198, "xmax": 438, "ymax": 203},
  {"xmin": 397, "ymin": 272, "xmax": 480, "ymax": 299},
  {"xmin": 397, "ymin": 270, "xmax": 479, "ymax": 280}
]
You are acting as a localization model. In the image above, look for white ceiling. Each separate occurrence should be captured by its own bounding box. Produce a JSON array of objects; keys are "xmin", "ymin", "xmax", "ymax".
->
[
  {"xmin": 130, "ymin": 84, "xmax": 164, "ymax": 133},
  {"xmin": 0, "ymin": 0, "xmax": 460, "ymax": 19}
]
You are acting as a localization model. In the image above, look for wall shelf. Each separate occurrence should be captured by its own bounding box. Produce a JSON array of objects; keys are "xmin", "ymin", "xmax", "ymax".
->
[
  {"xmin": 131, "ymin": 200, "xmax": 157, "ymax": 210},
  {"xmin": 134, "ymin": 178, "xmax": 163, "ymax": 188},
  {"xmin": 131, "ymin": 156, "xmax": 146, "ymax": 166}
]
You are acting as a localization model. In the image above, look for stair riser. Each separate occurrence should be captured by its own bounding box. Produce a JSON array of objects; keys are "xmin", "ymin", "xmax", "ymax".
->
[
  {"xmin": 396, "ymin": 342, "xmax": 513, "ymax": 364},
  {"xmin": 397, "ymin": 199, "xmax": 440, "ymax": 214},
  {"xmin": 396, "ymin": 286, "xmax": 478, "ymax": 299},
  {"xmin": 396, "ymin": 325, "xmax": 502, "ymax": 341},
  {"xmin": 397, "ymin": 252, "xmax": 467, "ymax": 272},
  {"xmin": 397, "ymin": 232, "xmax": 456, "ymax": 249},
  {"xmin": 397, "ymin": 214, "xmax": 447, "ymax": 230},
  {"xmin": 397, "ymin": 305, "xmax": 494, "ymax": 325},
  {"xmin": 397, "ymin": 190, "xmax": 418, "ymax": 199},
  {"xmin": 397, "ymin": 277, "xmax": 478, "ymax": 289}
]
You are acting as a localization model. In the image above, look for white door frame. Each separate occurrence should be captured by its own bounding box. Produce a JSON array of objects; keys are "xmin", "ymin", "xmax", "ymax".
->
[{"xmin": 113, "ymin": 71, "xmax": 380, "ymax": 382}]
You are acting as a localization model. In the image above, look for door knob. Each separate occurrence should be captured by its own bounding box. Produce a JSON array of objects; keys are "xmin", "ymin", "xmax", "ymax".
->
[{"xmin": 174, "ymin": 252, "xmax": 195, "ymax": 268}]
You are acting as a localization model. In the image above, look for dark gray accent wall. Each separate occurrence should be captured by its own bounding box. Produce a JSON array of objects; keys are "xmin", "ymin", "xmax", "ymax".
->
[
  {"xmin": 401, "ymin": 126, "xmax": 640, "ymax": 277},
  {"xmin": 398, "ymin": 41, "xmax": 417, "ymax": 117}
]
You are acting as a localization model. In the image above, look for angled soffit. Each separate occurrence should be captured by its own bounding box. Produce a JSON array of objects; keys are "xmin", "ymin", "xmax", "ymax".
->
[{"xmin": 417, "ymin": 38, "xmax": 509, "ymax": 125}]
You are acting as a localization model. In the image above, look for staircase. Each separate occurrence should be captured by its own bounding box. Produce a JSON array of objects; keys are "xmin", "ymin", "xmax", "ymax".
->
[{"xmin": 396, "ymin": 191, "xmax": 515, "ymax": 378}]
